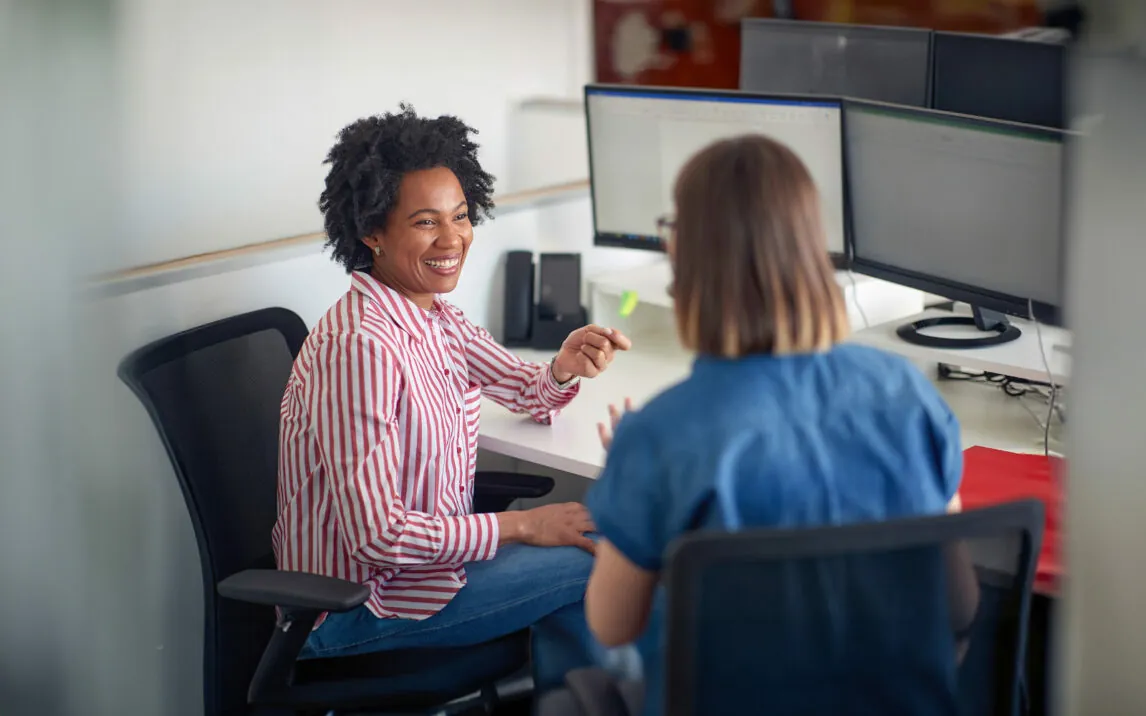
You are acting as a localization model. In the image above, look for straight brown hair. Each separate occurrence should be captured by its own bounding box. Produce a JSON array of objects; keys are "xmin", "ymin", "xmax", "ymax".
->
[{"xmin": 671, "ymin": 134, "xmax": 849, "ymax": 358}]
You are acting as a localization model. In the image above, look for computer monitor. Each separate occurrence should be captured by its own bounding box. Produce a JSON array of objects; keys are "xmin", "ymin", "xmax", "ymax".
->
[
  {"xmin": 843, "ymin": 100, "xmax": 1067, "ymax": 348},
  {"xmin": 740, "ymin": 19, "xmax": 932, "ymax": 107},
  {"xmin": 932, "ymin": 32, "xmax": 1068, "ymax": 130},
  {"xmin": 585, "ymin": 85, "xmax": 846, "ymax": 261}
]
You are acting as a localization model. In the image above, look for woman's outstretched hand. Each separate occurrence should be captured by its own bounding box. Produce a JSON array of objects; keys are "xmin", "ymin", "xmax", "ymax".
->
[
  {"xmin": 552, "ymin": 325, "xmax": 633, "ymax": 382},
  {"xmin": 597, "ymin": 398, "xmax": 634, "ymax": 450},
  {"xmin": 498, "ymin": 502, "xmax": 597, "ymax": 554}
]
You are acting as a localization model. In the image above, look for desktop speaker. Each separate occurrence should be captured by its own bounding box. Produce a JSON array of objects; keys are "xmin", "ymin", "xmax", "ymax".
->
[
  {"xmin": 503, "ymin": 251, "xmax": 534, "ymax": 347},
  {"xmin": 532, "ymin": 252, "xmax": 588, "ymax": 351}
]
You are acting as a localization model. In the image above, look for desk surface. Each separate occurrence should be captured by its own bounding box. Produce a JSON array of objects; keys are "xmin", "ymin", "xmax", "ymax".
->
[
  {"xmin": 479, "ymin": 342, "xmax": 1053, "ymax": 479},
  {"xmin": 850, "ymin": 309, "xmax": 1070, "ymax": 386}
]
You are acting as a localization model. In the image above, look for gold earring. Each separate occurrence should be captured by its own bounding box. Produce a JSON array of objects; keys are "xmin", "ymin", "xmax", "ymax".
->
[{"xmin": 373, "ymin": 246, "xmax": 382, "ymax": 257}]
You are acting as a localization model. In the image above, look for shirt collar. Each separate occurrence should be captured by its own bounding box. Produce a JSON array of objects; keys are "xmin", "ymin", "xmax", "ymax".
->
[{"xmin": 350, "ymin": 271, "xmax": 441, "ymax": 341}]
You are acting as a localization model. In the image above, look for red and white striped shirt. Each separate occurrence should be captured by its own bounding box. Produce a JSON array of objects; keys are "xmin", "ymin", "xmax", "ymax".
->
[{"xmin": 273, "ymin": 272, "xmax": 579, "ymax": 620}]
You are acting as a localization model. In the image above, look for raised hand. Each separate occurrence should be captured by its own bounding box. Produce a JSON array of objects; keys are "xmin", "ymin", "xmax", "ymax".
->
[
  {"xmin": 597, "ymin": 398, "xmax": 634, "ymax": 450},
  {"xmin": 552, "ymin": 325, "xmax": 633, "ymax": 382}
]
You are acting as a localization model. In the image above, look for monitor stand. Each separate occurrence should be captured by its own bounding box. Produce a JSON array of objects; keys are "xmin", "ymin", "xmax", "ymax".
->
[{"xmin": 896, "ymin": 306, "xmax": 1022, "ymax": 349}]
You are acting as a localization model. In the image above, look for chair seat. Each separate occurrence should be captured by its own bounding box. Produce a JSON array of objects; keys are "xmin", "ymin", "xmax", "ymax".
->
[{"xmin": 285, "ymin": 629, "xmax": 531, "ymax": 712}]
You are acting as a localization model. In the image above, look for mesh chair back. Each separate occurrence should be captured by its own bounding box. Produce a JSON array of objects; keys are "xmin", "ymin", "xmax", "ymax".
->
[
  {"xmin": 118, "ymin": 308, "xmax": 308, "ymax": 716},
  {"xmin": 664, "ymin": 501, "xmax": 1044, "ymax": 716}
]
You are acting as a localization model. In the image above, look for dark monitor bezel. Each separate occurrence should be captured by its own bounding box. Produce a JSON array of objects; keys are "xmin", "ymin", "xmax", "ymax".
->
[
  {"xmin": 584, "ymin": 83, "xmax": 849, "ymax": 266},
  {"xmin": 931, "ymin": 31, "xmax": 1069, "ymax": 130},
  {"xmin": 841, "ymin": 98, "xmax": 1068, "ymax": 326},
  {"xmin": 739, "ymin": 18, "xmax": 933, "ymax": 107}
]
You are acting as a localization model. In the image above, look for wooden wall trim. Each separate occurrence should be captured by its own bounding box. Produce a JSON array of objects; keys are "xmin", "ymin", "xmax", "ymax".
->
[{"xmin": 92, "ymin": 179, "xmax": 589, "ymax": 297}]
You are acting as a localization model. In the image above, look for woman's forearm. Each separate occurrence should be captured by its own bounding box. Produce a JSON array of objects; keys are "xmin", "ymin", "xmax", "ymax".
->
[{"xmin": 496, "ymin": 511, "xmax": 529, "ymax": 546}]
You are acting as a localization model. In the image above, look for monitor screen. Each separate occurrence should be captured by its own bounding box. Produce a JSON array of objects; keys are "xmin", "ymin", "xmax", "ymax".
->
[
  {"xmin": 844, "ymin": 101, "xmax": 1066, "ymax": 319},
  {"xmin": 740, "ymin": 19, "xmax": 931, "ymax": 107},
  {"xmin": 932, "ymin": 32, "xmax": 1067, "ymax": 130},
  {"xmin": 586, "ymin": 86, "xmax": 845, "ymax": 256}
]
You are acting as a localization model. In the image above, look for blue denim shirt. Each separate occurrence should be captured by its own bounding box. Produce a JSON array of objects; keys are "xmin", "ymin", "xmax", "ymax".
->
[{"xmin": 586, "ymin": 343, "xmax": 962, "ymax": 714}]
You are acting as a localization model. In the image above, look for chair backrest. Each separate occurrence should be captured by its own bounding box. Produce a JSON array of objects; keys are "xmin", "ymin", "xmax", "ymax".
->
[
  {"xmin": 664, "ymin": 500, "xmax": 1044, "ymax": 716},
  {"xmin": 118, "ymin": 308, "xmax": 308, "ymax": 716}
]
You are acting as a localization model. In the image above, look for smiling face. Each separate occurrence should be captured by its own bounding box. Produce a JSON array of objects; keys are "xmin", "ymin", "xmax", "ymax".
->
[{"xmin": 363, "ymin": 166, "xmax": 473, "ymax": 310}]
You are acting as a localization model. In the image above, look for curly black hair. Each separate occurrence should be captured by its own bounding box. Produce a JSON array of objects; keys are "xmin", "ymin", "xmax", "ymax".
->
[{"xmin": 319, "ymin": 103, "xmax": 497, "ymax": 273}]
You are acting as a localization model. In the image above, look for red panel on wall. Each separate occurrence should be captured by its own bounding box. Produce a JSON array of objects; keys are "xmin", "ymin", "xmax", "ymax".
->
[{"xmin": 594, "ymin": 0, "xmax": 773, "ymax": 90}]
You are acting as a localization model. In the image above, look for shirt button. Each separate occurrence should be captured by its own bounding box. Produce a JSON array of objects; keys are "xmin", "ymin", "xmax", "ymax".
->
[
  {"xmin": 457, "ymin": 447, "xmax": 463, "ymax": 454},
  {"xmin": 443, "ymin": 368, "xmax": 450, "ymax": 375},
  {"xmin": 456, "ymin": 407, "xmax": 461, "ymax": 415}
]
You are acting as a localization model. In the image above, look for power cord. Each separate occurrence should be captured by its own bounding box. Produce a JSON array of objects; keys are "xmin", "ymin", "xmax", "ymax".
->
[
  {"xmin": 937, "ymin": 364, "xmax": 1025, "ymax": 394},
  {"xmin": 937, "ymin": 361, "xmax": 1064, "ymax": 454},
  {"xmin": 848, "ymin": 270, "xmax": 870, "ymax": 329},
  {"xmin": 1029, "ymin": 299, "xmax": 1058, "ymax": 458}
]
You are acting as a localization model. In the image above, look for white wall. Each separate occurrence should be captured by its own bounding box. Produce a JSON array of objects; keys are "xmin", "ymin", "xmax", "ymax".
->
[
  {"xmin": 508, "ymin": 100, "xmax": 590, "ymax": 191},
  {"xmin": 112, "ymin": 0, "xmax": 595, "ymax": 274}
]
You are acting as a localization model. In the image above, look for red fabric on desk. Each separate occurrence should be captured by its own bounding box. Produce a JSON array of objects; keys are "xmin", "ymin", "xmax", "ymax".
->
[{"xmin": 959, "ymin": 447, "xmax": 1064, "ymax": 595}]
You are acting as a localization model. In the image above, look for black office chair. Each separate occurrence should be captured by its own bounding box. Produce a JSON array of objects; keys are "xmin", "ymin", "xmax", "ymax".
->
[
  {"xmin": 541, "ymin": 500, "xmax": 1044, "ymax": 716},
  {"xmin": 118, "ymin": 307, "xmax": 555, "ymax": 716}
]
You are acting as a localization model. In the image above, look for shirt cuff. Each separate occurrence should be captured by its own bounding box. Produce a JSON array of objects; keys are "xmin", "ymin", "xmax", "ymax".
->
[
  {"xmin": 439, "ymin": 513, "xmax": 500, "ymax": 563},
  {"xmin": 537, "ymin": 361, "xmax": 582, "ymax": 410}
]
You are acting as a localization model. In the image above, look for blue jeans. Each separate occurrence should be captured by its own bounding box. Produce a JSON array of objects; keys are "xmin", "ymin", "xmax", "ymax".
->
[{"xmin": 301, "ymin": 542, "xmax": 622, "ymax": 692}]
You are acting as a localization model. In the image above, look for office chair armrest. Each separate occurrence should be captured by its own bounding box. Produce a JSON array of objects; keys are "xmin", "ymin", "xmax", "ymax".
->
[
  {"xmin": 217, "ymin": 569, "xmax": 370, "ymax": 613},
  {"xmin": 473, "ymin": 471, "xmax": 556, "ymax": 514},
  {"xmin": 475, "ymin": 471, "xmax": 555, "ymax": 499}
]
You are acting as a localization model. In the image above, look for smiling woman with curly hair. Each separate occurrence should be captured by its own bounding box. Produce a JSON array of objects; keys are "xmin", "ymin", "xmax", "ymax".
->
[{"xmin": 272, "ymin": 104, "xmax": 632, "ymax": 695}]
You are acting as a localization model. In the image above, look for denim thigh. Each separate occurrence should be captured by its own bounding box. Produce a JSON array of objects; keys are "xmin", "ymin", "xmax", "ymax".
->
[{"xmin": 304, "ymin": 543, "xmax": 596, "ymax": 658}]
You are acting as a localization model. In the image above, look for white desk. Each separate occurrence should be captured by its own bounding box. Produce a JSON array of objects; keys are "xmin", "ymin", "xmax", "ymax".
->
[
  {"xmin": 850, "ymin": 308, "xmax": 1071, "ymax": 386},
  {"xmin": 478, "ymin": 343, "xmax": 1056, "ymax": 480}
]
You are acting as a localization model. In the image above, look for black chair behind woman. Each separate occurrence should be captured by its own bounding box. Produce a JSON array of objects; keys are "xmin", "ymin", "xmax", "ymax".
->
[
  {"xmin": 118, "ymin": 307, "xmax": 554, "ymax": 716},
  {"xmin": 542, "ymin": 500, "xmax": 1044, "ymax": 716}
]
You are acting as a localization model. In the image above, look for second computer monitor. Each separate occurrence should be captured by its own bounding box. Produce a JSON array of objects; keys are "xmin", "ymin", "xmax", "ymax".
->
[
  {"xmin": 740, "ymin": 18, "xmax": 931, "ymax": 107},
  {"xmin": 585, "ymin": 85, "xmax": 845, "ymax": 258},
  {"xmin": 932, "ymin": 32, "xmax": 1068, "ymax": 130},
  {"xmin": 844, "ymin": 99, "xmax": 1066, "ymax": 324}
]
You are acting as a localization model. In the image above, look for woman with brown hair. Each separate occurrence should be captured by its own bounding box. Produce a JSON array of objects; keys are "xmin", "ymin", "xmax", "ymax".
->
[{"xmin": 581, "ymin": 135, "xmax": 965, "ymax": 714}]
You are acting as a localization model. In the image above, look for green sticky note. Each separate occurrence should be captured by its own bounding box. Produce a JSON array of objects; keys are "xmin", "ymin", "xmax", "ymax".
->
[{"xmin": 619, "ymin": 290, "xmax": 639, "ymax": 317}]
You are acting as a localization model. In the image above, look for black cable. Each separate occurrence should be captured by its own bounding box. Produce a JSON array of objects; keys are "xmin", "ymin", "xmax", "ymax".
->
[
  {"xmin": 1028, "ymin": 299, "xmax": 1058, "ymax": 459},
  {"xmin": 937, "ymin": 363, "xmax": 1064, "ymax": 451}
]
